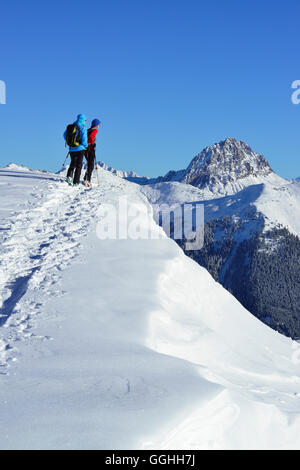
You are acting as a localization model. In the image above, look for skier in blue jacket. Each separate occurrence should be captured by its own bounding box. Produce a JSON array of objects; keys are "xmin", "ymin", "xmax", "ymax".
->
[{"xmin": 64, "ymin": 114, "xmax": 88, "ymax": 185}]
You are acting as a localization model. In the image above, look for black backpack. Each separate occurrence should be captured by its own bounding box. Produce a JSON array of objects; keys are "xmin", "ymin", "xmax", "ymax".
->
[{"xmin": 65, "ymin": 123, "xmax": 82, "ymax": 147}]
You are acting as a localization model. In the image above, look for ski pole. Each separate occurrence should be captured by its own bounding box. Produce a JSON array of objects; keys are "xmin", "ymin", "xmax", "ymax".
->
[
  {"xmin": 94, "ymin": 121, "xmax": 102, "ymax": 186},
  {"xmin": 94, "ymin": 154, "xmax": 100, "ymax": 186},
  {"xmin": 62, "ymin": 152, "xmax": 70, "ymax": 167},
  {"xmin": 84, "ymin": 149, "xmax": 88, "ymax": 182}
]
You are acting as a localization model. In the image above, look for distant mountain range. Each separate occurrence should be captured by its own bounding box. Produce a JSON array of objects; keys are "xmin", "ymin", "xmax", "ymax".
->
[{"xmin": 96, "ymin": 161, "xmax": 140, "ymax": 179}]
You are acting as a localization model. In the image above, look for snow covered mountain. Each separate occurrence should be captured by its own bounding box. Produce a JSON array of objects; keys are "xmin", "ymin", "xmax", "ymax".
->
[
  {"xmin": 136, "ymin": 139, "xmax": 300, "ymax": 338},
  {"xmin": 1, "ymin": 164, "xmax": 300, "ymax": 449},
  {"xmin": 125, "ymin": 137, "xmax": 286, "ymax": 197},
  {"xmin": 165, "ymin": 138, "xmax": 280, "ymax": 195},
  {"xmin": 97, "ymin": 160, "xmax": 140, "ymax": 179}
]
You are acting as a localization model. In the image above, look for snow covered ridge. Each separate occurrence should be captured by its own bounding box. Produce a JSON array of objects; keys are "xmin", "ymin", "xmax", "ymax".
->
[
  {"xmin": 5, "ymin": 163, "xmax": 31, "ymax": 171},
  {"xmin": 5, "ymin": 163, "xmax": 51, "ymax": 174},
  {"xmin": 1, "ymin": 166, "xmax": 300, "ymax": 449}
]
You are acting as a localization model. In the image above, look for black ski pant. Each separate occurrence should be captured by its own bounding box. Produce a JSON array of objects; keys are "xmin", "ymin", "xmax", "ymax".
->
[
  {"xmin": 67, "ymin": 150, "xmax": 85, "ymax": 184},
  {"xmin": 84, "ymin": 145, "xmax": 95, "ymax": 183}
]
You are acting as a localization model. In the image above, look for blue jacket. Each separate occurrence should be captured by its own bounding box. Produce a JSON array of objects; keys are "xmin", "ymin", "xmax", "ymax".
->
[{"xmin": 64, "ymin": 114, "xmax": 88, "ymax": 152}]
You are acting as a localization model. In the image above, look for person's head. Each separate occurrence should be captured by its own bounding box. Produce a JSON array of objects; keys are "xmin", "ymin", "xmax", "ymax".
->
[
  {"xmin": 91, "ymin": 118, "xmax": 101, "ymax": 129},
  {"xmin": 77, "ymin": 114, "xmax": 87, "ymax": 125}
]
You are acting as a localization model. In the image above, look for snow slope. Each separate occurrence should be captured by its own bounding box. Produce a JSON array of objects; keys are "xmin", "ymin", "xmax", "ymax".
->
[
  {"xmin": 0, "ymin": 166, "xmax": 300, "ymax": 450},
  {"xmin": 140, "ymin": 178, "xmax": 300, "ymax": 237},
  {"xmin": 0, "ymin": 166, "xmax": 60, "ymax": 230}
]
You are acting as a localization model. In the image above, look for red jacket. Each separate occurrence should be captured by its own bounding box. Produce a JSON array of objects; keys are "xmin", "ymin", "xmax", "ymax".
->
[{"xmin": 88, "ymin": 127, "xmax": 98, "ymax": 146}]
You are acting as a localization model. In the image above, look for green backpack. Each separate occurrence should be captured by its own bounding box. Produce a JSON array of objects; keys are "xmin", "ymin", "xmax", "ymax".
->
[{"xmin": 65, "ymin": 123, "xmax": 82, "ymax": 147}]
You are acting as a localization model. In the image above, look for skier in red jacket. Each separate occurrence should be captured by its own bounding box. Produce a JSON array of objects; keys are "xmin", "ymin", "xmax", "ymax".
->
[{"xmin": 84, "ymin": 119, "xmax": 101, "ymax": 187}]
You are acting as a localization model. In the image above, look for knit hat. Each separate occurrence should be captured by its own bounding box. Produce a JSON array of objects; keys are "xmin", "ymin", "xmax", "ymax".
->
[{"xmin": 91, "ymin": 119, "xmax": 101, "ymax": 127}]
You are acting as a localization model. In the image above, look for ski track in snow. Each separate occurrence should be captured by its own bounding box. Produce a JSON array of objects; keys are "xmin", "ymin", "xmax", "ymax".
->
[{"xmin": 0, "ymin": 175, "xmax": 128, "ymax": 372}]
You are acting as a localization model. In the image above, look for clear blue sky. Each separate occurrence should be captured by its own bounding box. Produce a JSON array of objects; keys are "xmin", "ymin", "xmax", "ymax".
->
[{"xmin": 0, "ymin": 0, "xmax": 299, "ymax": 178}]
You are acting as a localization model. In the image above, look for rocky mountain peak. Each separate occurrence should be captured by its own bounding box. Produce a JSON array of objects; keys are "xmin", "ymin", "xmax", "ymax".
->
[{"xmin": 183, "ymin": 138, "xmax": 273, "ymax": 189}]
